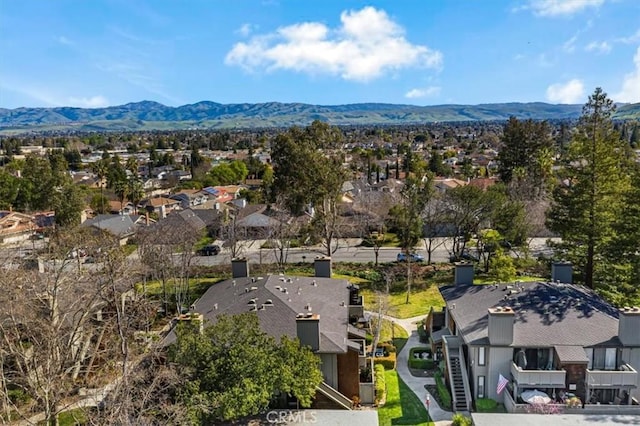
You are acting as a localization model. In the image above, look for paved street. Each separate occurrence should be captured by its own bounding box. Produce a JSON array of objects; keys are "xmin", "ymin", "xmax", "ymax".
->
[{"xmin": 191, "ymin": 237, "xmax": 559, "ymax": 267}]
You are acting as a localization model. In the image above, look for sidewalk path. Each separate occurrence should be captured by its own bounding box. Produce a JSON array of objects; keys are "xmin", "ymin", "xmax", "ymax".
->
[{"xmin": 371, "ymin": 311, "xmax": 453, "ymax": 424}]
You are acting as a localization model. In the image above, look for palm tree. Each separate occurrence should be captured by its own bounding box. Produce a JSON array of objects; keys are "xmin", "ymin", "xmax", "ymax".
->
[
  {"xmin": 91, "ymin": 160, "xmax": 108, "ymax": 213},
  {"xmin": 113, "ymin": 179, "xmax": 128, "ymax": 213},
  {"xmin": 126, "ymin": 178, "xmax": 144, "ymax": 214},
  {"xmin": 126, "ymin": 156, "xmax": 139, "ymax": 177}
]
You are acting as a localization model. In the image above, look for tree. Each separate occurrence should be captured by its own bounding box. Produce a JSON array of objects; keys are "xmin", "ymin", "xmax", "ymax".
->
[
  {"xmin": 421, "ymin": 194, "xmax": 448, "ymax": 264},
  {"xmin": 91, "ymin": 159, "xmax": 109, "ymax": 214},
  {"xmin": 0, "ymin": 229, "xmax": 152, "ymax": 425},
  {"xmin": 442, "ymin": 185, "xmax": 495, "ymax": 260},
  {"xmin": 388, "ymin": 175, "xmax": 432, "ymax": 303},
  {"xmin": 497, "ymin": 117, "xmax": 553, "ymax": 190},
  {"xmin": 169, "ymin": 313, "xmax": 322, "ymax": 423},
  {"xmin": 546, "ymin": 88, "xmax": 632, "ymax": 290},
  {"xmin": 270, "ymin": 121, "xmax": 348, "ymax": 256}
]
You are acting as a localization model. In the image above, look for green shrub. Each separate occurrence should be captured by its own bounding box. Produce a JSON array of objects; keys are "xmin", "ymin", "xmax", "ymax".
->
[
  {"xmin": 417, "ymin": 324, "xmax": 429, "ymax": 343},
  {"xmin": 373, "ymin": 354, "xmax": 396, "ymax": 370},
  {"xmin": 408, "ymin": 347, "xmax": 434, "ymax": 370},
  {"xmin": 434, "ymin": 370, "xmax": 452, "ymax": 410},
  {"xmin": 409, "ymin": 358, "xmax": 434, "ymax": 369},
  {"xmin": 8, "ymin": 388, "xmax": 30, "ymax": 405},
  {"xmin": 374, "ymin": 364, "xmax": 386, "ymax": 403},
  {"xmin": 379, "ymin": 342, "xmax": 396, "ymax": 353},
  {"xmin": 452, "ymin": 413, "xmax": 472, "ymax": 426},
  {"xmin": 476, "ymin": 398, "xmax": 498, "ymax": 412}
]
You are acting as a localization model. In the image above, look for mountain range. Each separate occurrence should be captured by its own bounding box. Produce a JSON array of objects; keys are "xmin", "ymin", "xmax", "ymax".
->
[{"xmin": 1, "ymin": 100, "xmax": 638, "ymax": 133}]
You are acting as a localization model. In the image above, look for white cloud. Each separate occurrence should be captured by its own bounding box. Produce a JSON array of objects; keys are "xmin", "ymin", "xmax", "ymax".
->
[
  {"xmin": 585, "ymin": 41, "xmax": 611, "ymax": 54},
  {"xmin": 56, "ymin": 36, "xmax": 74, "ymax": 46},
  {"xmin": 225, "ymin": 6, "xmax": 442, "ymax": 82},
  {"xmin": 67, "ymin": 95, "xmax": 109, "ymax": 108},
  {"xmin": 616, "ymin": 29, "xmax": 640, "ymax": 44},
  {"xmin": 614, "ymin": 46, "xmax": 640, "ymax": 103},
  {"xmin": 235, "ymin": 23, "xmax": 255, "ymax": 37},
  {"xmin": 562, "ymin": 35, "xmax": 578, "ymax": 52},
  {"xmin": 546, "ymin": 79, "xmax": 585, "ymax": 103},
  {"xmin": 405, "ymin": 86, "xmax": 441, "ymax": 99},
  {"xmin": 524, "ymin": 0, "xmax": 605, "ymax": 17}
]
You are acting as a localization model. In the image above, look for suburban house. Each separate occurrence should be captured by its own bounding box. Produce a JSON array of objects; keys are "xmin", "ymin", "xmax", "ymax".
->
[
  {"xmin": 164, "ymin": 257, "xmax": 373, "ymax": 409},
  {"xmin": 169, "ymin": 190, "xmax": 208, "ymax": 209},
  {"xmin": 0, "ymin": 211, "xmax": 36, "ymax": 244},
  {"xmin": 138, "ymin": 196, "xmax": 181, "ymax": 218},
  {"xmin": 425, "ymin": 263, "xmax": 640, "ymax": 413},
  {"xmin": 81, "ymin": 214, "xmax": 137, "ymax": 245}
]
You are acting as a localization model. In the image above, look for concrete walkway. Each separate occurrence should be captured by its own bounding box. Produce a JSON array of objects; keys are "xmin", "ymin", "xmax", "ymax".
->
[{"xmin": 389, "ymin": 314, "xmax": 453, "ymax": 424}]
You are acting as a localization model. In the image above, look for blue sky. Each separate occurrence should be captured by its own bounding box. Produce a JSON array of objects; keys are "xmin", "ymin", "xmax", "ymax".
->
[{"xmin": 1, "ymin": 0, "xmax": 639, "ymax": 108}]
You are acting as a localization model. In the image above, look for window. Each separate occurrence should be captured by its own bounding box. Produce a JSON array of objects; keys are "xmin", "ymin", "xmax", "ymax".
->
[
  {"xmin": 585, "ymin": 348, "xmax": 593, "ymax": 370},
  {"xmin": 477, "ymin": 376, "xmax": 485, "ymax": 399},
  {"xmin": 478, "ymin": 347, "xmax": 486, "ymax": 366},
  {"xmin": 605, "ymin": 348, "xmax": 616, "ymax": 370}
]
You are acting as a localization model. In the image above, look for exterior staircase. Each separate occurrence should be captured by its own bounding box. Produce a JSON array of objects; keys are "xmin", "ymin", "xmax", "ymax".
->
[
  {"xmin": 316, "ymin": 381, "xmax": 353, "ymax": 410},
  {"xmin": 442, "ymin": 335, "xmax": 472, "ymax": 412}
]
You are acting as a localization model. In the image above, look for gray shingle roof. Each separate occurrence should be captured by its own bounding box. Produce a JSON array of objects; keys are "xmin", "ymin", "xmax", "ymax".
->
[
  {"xmin": 165, "ymin": 275, "xmax": 353, "ymax": 353},
  {"xmin": 82, "ymin": 214, "xmax": 135, "ymax": 237},
  {"xmin": 440, "ymin": 281, "xmax": 620, "ymax": 347}
]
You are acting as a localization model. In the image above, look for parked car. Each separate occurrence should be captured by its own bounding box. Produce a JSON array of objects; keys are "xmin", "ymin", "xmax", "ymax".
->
[
  {"xmin": 397, "ymin": 252, "xmax": 425, "ymax": 262},
  {"xmin": 196, "ymin": 244, "xmax": 220, "ymax": 256},
  {"xmin": 449, "ymin": 250, "xmax": 479, "ymax": 263}
]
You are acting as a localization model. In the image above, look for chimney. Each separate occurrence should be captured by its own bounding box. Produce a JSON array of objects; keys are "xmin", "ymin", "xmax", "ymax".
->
[
  {"xmin": 296, "ymin": 313, "xmax": 320, "ymax": 351},
  {"xmin": 314, "ymin": 256, "xmax": 332, "ymax": 278},
  {"xmin": 454, "ymin": 262, "xmax": 474, "ymax": 286},
  {"xmin": 231, "ymin": 257, "xmax": 249, "ymax": 278},
  {"xmin": 618, "ymin": 306, "xmax": 640, "ymax": 346},
  {"xmin": 488, "ymin": 306, "xmax": 515, "ymax": 345},
  {"xmin": 551, "ymin": 261, "xmax": 572, "ymax": 283}
]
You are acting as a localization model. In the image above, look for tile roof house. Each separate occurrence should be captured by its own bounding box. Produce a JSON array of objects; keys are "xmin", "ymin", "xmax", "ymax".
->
[
  {"xmin": 0, "ymin": 211, "xmax": 36, "ymax": 244},
  {"xmin": 426, "ymin": 263, "xmax": 640, "ymax": 413},
  {"xmin": 164, "ymin": 257, "xmax": 372, "ymax": 409}
]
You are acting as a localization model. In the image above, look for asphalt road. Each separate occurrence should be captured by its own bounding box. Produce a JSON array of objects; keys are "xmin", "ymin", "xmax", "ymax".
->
[{"xmin": 191, "ymin": 238, "xmax": 559, "ymax": 267}]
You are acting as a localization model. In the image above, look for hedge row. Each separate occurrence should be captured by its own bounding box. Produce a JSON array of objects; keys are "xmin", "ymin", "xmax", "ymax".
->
[
  {"xmin": 434, "ymin": 370, "xmax": 452, "ymax": 410},
  {"xmin": 409, "ymin": 358, "xmax": 434, "ymax": 369},
  {"xmin": 374, "ymin": 364, "xmax": 386, "ymax": 404}
]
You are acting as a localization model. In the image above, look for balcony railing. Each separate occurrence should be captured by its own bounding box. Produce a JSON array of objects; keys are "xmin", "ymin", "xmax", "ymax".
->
[
  {"xmin": 587, "ymin": 364, "xmax": 638, "ymax": 388},
  {"xmin": 511, "ymin": 362, "xmax": 566, "ymax": 387}
]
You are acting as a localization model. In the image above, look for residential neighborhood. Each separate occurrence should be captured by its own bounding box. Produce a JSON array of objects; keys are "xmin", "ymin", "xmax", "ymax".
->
[{"xmin": 1, "ymin": 93, "xmax": 639, "ymax": 425}]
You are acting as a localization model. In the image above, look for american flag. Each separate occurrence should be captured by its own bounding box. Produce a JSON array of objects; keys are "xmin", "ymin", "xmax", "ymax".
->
[{"xmin": 496, "ymin": 374, "xmax": 508, "ymax": 394}]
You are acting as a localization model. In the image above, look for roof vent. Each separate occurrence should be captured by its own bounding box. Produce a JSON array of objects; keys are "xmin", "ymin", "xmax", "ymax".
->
[
  {"xmin": 249, "ymin": 305, "xmax": 257, "ymax": 311},
  {"xmin": 306, "ymin": 304, "xmax": 312, "ymax": 312},
  {"xmin": 312, "ymin": 280, "xmax": 317, "ymax": 287},
  {"xmin": 264, "ymin": 299, "xmax": 273, "ymax": 305},
  {"xmin": 250, "ymin": 286, "xmax": 258, "ymax": 291},
  {"xmin": 296, "ymin": 313, "xmax": 305, "ymax": 318},
  {"xmin": 232, "ymin": 280, "xmax": 236, "ymax": 286},
  {"xmin": 275, "ymin": 285, "xmax": 282, "ymax": 291},
  {"xmin": 305, "ymin": 312, "xmax": 314, "ymax": 318},
  {"xmin": 214, "ymin": 303, "xmax": 218, "ymax": 310},
  {"xmin": 259, "ymin": 305, "xmax": 266, "ymax": 310},
  {"xmin": 495, "ymin": 306, "xmax": 503, "ymax": 312}
]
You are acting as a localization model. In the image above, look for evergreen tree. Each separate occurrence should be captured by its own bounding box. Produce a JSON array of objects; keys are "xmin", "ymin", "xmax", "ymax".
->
[{"xmin": 546, "ymin": 88, "xmax": 632, "ymax": 289}]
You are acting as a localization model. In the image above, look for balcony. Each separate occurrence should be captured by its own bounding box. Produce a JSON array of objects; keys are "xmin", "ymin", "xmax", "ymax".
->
[
  {"xmin": 511, "ymin": 362, "xmax": 566, "ymax": 387},
  {"xmin": 587, "ymin": 364, "xmax": 638, "ymax": 388}
]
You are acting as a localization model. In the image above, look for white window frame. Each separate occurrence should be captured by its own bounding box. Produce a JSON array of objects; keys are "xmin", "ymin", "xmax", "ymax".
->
[
  {"xmin": 478, "ymin": 346, "xmax": 486, "ymax": 366},
  {"xmin": 605, "ymin": 348, "xmax": 616, "ymax": 370},
  {"xmin": 478, "ymin": 376, "xmax": 485, "ymax": 399},
  {"xmin": 585, "ymin": 348, "xmax": 593, "ymax": 370}
]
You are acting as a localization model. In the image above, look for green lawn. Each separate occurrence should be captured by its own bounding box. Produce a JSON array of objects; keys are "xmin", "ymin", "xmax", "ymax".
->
[
  {"xmin": 363, "ymin": 285, "xmax": 445, "ymax": 319},
  {"xmin": 378, "ymin": 369, "xmax": 433, "ymax": 426},
  {"xmin": 379, "ymin": 319, "xmax": 409, "ymax": 343}
]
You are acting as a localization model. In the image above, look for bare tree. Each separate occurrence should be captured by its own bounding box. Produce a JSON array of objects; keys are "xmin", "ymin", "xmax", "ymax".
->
[
  {"xmin": 421, "ymin": 195, "xmax": 448, "ymax": 264},
  {"xmin": 0, "ymin": 228, "xmax": 152, "ymax": 425}
]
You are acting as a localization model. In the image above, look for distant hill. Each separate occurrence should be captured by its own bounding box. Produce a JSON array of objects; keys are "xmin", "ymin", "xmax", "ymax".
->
[{"xmin": 0, "ymin": 100, "xmax": 638, "ymax": 133}]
